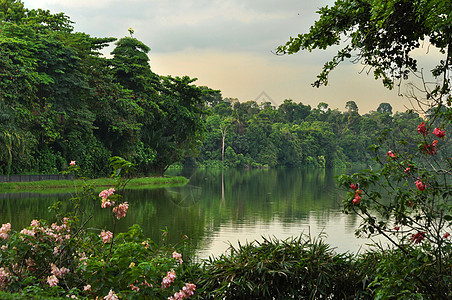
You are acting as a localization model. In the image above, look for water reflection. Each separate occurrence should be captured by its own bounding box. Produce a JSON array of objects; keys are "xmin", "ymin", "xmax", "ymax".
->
[{"xmin": 0, "ymin": 169, "xmax": 372, "ymax": 258}]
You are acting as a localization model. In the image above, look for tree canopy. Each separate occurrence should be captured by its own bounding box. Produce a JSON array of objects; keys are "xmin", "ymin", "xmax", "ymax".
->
[
  {"xmin": 277, "ymin": 0, "xmax": 451, "ymax": 98},
  {"xmin": 0, "ymin": 0, "xmax": 211, "ymax": 176}
]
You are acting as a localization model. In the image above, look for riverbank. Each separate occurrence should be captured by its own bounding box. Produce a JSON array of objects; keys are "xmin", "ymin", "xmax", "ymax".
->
[{"xmin": 0, "ymin": 176, "xmax": 189, "ymax": 194}]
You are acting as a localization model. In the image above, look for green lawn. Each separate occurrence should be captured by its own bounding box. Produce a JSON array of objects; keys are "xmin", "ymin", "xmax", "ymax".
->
[{"xmin": 0, "ymin": 176, "xmax": 189, "ymax": 194}]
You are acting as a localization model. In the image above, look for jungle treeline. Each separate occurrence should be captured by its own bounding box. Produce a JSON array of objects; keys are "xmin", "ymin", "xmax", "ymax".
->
[
  {"xmin": 195, "ymin": 97, "xmax": 422, "ymax": 169},
  {"xmin": 0, "ymin": 1, "xmax": 423, "ymax": 177}
]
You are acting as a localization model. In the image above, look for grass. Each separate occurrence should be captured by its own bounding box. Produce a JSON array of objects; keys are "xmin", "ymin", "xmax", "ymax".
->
[{"xmin": 0, "ymin": 176, "xmax": 189, "ymax": 194}]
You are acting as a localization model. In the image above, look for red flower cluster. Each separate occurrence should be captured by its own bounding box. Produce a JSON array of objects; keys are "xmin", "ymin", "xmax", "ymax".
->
[
  {"xmin": 415, "ymin": 179, "xmax": 426, "ymax": 191},
  {"xmin": 387, "ymin": 151, "xmax": 396, "ymax": 158},
  {"xmin": 410, "ymin": 231, "xmax": 425, "ymax": 244},
  {"xmin": 417, "ymin": 122, "xmax": 427, "ymax": 135},
  {"xmin": 423, "ymin": 140, "xmax": 438, "ymax": 155},
  {"xmin": 433, "ymin": 127, "xmax": 445, "ymax": 138},
  {"xmin": 350, "ymin": 183, "xmax": 362, "ymax": 204}
]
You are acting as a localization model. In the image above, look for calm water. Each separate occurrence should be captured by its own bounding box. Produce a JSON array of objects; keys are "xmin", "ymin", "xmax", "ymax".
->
[{"xmin": 0, "ymin": 168, "xmax": 373, "ymax": 258}]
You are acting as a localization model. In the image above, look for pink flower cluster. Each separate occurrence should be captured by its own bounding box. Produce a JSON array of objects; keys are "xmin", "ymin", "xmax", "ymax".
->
[
  {"xmin": 99, "ymin": 188, "xmax": 115, "ymax": 201},
  {"xmin": 104, "ymin": 289, "xmax": 119, "ymax": 300},
  {"xmin": 0, "ymin": 267, "xmax": 10, "ymax": 289},
  {"xmin": 47, "ymin": 263, "xmax": 70, "ymax": 287},
  {"xmin": 0, "ymin": 223, "xmax": 11, "ymax": 240},
  {"xmin": 113, "ymin": 202, "xmax": 129, "ymax": 219},
  {"xmin": 100, "ymin": 230, "xmax": 113, "ymax": 243},
  {"xmin": 168, "ymin": 283, "xmax": 196, "ymax": 300},
  {"xmin": 162, "ymin": 269, "xmax": 176, "ymax": 289},
  {"xmin": 172, "ymin": 251, "xmax": 183, "ymax": 264},
  {"xmin": 51, "ymin": 263, "xmax": 69, "ymax": 278},
  {"xmin": 129, "ymin": 279, "xmax": 152, "ymax": 292},
  {"xmin": 20, "ymin": 219, "xmax": 71, "ymax": 243},
  {"xmin": 47, "ymin": 274, "xmax": 59, "ymax": 287}
]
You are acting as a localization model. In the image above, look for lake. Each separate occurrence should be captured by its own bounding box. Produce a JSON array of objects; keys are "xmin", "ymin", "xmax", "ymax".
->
[{"xmin": 0, "ymin": 168, "xmax": 374, "ymax": 259}]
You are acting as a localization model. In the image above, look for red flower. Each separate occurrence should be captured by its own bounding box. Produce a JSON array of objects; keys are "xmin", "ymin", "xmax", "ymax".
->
[
  {"xmin": 423, "ymin": 141, "xmax": 438, "ymax": 155},
  {"xmin": 410, "ymin": 231, "xmax": 425, "ymax": 244},
  {"xmin": 444, "ymin": 232, "xmax": 450, "ymax": 239},
  {"xmin": 415, "ymin": 179, "xmax": 426, "ymax": 191},
  {"xmin": 352, "ymin": 194, "xmax": 361, "ymax": 205},
  {"xmin": 433, "ymin": 128, "xmax": 445, "ymax": 138},
  {"xmin": 417, "ymin": 122, "xmax": 427, "ymax": 136},
  {"xmin": 394, "ymin": 226, "xmax": 400, "ymax": 231},
  {"xmin": 387, "ymin": 151, "xmax": 396, "ymax": 158},
  {"xmin": 350, "ymin": 183, "xmax": 358, "ymax": 191}
]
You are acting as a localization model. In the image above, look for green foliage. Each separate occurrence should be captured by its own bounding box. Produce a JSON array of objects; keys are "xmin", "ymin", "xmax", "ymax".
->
[
  {"xmin": 0, "ymin": 0, "xmax": 209, "ymax": 177},
  {"xmin": 196, "ymin": 98, "xmax": 418, "ymax": 169},
  {"xmin": 277, "ymin": 0, "xmax": 451, "ymax": 90},
  {"xmin": 195, "ymin": 236, "xmax": 367, "ymax": 299}
]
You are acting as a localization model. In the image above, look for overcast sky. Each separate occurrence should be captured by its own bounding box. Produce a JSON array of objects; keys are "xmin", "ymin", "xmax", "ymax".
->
[{"xmin": 22, "ymin": 0, "xmax": 437, "ymax": 113}]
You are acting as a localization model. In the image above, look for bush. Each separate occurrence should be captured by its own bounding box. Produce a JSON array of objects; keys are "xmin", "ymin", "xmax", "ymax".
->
[{"xmin": 194, "ymin": 236, "xmax": 369, "ymax": 299}]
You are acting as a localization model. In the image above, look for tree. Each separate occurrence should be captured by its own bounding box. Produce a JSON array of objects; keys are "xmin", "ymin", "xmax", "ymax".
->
[
  {"xmin": 345, "ymin": 101, "xmax": 358, "ymax": 114},
  {"xmin": 276, "ymin": 0, "xmax": 451, "ymax": 97},
  {"xmin": 279, "ymin": 1, "xmax": 452, "ymax": 298},
  {"xmin": 377, "ymin": 102, "xmax": 393, "ymax": 114}
]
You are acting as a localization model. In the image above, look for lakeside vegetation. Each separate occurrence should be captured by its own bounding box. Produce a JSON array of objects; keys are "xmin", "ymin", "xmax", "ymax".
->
[{"xmin": 0, "ymin": 0, "xmax": 451, "ymax": 299}]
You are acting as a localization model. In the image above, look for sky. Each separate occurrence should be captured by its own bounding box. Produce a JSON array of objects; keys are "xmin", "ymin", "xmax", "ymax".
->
[{"xmin": 21, "ymin": 0, "xmax": 440, "ymax": 113}]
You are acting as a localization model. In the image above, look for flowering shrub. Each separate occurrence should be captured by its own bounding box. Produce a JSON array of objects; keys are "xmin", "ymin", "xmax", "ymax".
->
[
  {"xmin": 338, "ymin": 119, "xmax": 452, "ymax": 298},
  {"xmin": 0, "ymin": 157, "xmax": 196, "ymax": 299}
]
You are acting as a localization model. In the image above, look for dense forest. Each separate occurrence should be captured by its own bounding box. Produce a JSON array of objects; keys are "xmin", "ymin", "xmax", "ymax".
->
[
  {"xmin": 195, "ymin": 98, "xmax": 423, "ymax": 169},
  {"xmin": 0, "ymin": 0, "xmax": 423, "ymax": 177}
]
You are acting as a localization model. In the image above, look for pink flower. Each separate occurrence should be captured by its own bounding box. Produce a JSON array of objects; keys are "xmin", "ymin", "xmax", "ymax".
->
[
  {"xmin": 173, "ymin": 251, "xmax": 183, "ymax": 264},
  {"xmin": 352, "ymin": 194, "xmax": 361, "ymax": 205},
  {"xmin": 130, "ymin": 284, "xmax": 140, "ymax": 292},
  {"xmin": 100, "ymin": 230, "xmax": 113, "ymax": 243},
  {"xmin": 350, "ymin": 183, "xmax": 358, "ymax": 191},
  {"xmin": 104, "ymin": 290, "xmax": 119, "ymax": 300},
  {"xmin": 162, "ymin": 269, "xmax": 176, "ymax": 289},
  {"xmin": 113, "ymin": 202, "xmax": 129, "ymax": 219},
  {"xmin": 99, "ymin": 188, "xmax": 115, "ymax": 200},
  {"xmin": 70, "ymin": 160, "xmax": 76, "ymax": 166},
  {"xmin": 404, "ymin": 167, "xmax": 410, "ymax": 173},
  {"xmin": 387, "ymin": 151, "xmax": 396, "ymax": 158},
  {"xmin": 101, "ymin": 199, "xmax": 114, "ymax": 208},
  {"xmin": 417, "ymin": 122, "xmax": 427, "ymax": 135},
  {"xmin": 30, "ymin": 220, "xmax": 40, "ymax": 227},
  {"xmin": 1, "ymin": 245, "xmax": 7, "ymax": 250},
  {"xmin": 0, "ymin": 223, "xmax": 11, "ymax": 240},
  {"xmin": 415, "ymin": 179, "xmax": 426, "ymax": 191},
  {"xmin": 0, "ymin": 267, "xmax": 9, "ymax": 288},
  {"xmin": 444, "ymin": 232, "xmax": 450, "ymax": 239},
  {"xmin": 433, "ymin": 128, "xmax": 445, "ymax": 138},
  {"xmin": 410, "ymin": 231, "xmax": 425, "ymax": 244},
  {"xmin": 47, "ymin": 275, "xmax": 59, "ymax": 287},
  {"xmin": 84, "ymin": 284, "xmax": 91, "ymax": 291},
  {"xmin": 168, "ymin": 283, "xmax": 196, "ymax": 300},
  {"xmin": 51, "ymin": 264, "xmax": 69, "ymax": 278}
]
